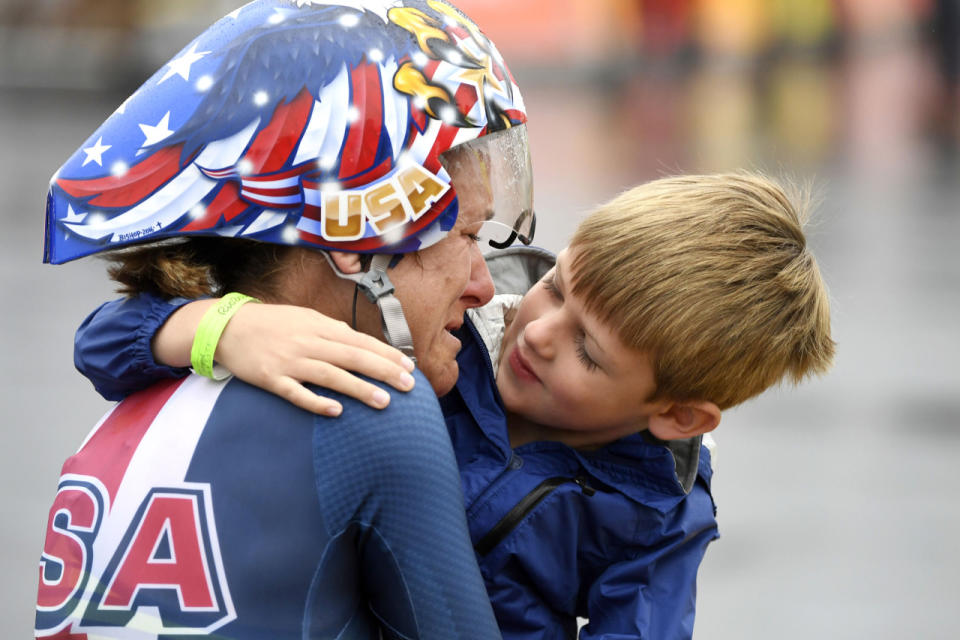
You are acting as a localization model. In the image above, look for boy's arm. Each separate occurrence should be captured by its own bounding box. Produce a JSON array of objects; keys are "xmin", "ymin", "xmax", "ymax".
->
[
  {"xmin": 75, "ymin": 294, "xmax": 190, "ymax": 400},
  {"xmin": 579, "ymin": 488, "xmax": 719, "ymax": 640},
  {"xmin": 74, "ymin": 294, "xmax": 417, "ymax": 413}
]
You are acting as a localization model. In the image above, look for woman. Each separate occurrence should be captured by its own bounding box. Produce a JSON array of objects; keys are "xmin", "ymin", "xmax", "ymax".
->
[{"xmin": 36, "ymin": 1, "xmax": 533, "ymax": 637}]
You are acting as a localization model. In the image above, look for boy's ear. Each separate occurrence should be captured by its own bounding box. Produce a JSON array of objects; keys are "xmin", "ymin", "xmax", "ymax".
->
[
  {"xmin": 647, "ymin": 400, "xmax": 721, "ymax": 441},
  {"xmin": 330, "ymin": 251, "xmax": 363, "ymax": 275}
]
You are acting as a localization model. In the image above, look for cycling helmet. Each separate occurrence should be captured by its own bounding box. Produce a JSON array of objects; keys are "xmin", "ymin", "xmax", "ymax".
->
[{"xmin": 44, "ymin": 0, "xmax": 533, "ymax": 265}]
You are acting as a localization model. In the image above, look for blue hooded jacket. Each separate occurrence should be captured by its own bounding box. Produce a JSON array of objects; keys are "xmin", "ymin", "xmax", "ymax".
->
[{"xmin": 445, "ymin": 248, "xmax": 719, "ymax": 639}]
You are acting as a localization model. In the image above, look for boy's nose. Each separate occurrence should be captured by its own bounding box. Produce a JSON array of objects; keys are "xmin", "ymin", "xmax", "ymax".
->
[{"xmin": 522, "ymin": 314, "xmax": 556, "ymax": 360}]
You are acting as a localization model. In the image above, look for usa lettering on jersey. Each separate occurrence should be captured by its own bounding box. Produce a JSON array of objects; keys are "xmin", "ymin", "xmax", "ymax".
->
[{"xmin": 35, "ymin": 377, "xmax": 236, "ymax": 638}]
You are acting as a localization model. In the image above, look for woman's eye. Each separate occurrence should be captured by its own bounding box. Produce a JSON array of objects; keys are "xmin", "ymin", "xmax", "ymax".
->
[{"xmin": 465, "ymin": 233, "xmax": 481, "ymax": 243}]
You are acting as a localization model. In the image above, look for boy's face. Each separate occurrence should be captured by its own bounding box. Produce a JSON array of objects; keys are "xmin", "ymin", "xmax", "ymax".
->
[{"xmin": 496, "ymin": 248, "xmax": 663, "ymax": 448}]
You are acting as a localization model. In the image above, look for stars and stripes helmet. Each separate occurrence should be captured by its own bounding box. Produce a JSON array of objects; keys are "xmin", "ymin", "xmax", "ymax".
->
[{"xmin": 43, "ymin": 0, "xmax": 534, "ymax": 266}]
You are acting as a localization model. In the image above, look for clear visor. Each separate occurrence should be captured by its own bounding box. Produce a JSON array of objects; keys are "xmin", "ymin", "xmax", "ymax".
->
[{"xmin": 440, "ymin": 125, "xmax": 535, "ymax": 251}]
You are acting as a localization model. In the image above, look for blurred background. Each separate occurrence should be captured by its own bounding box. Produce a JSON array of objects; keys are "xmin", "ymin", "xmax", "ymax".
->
[{"xmin": 2, "ymin": 0, "xmax": 958, "ymax": 637}]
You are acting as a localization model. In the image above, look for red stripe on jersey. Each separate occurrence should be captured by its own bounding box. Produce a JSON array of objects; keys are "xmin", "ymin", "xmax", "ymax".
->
[
  {"xmin": 57, "ymin": 145, "xmax": 185, "ymax": 208},
  {"xmin": 243, "ymin": 89, "xmax": 315, "ymax": 174},
  {"xmin": 45, "ymin": 628, "xmax": 88, "ymax": 639},
  {"xmin": 339, "ymin": 64, "xmax": 384, "ymax": 180},
  {"xmin": 62, "ymin": 378, "xmax": 186, "ymax": 504}
]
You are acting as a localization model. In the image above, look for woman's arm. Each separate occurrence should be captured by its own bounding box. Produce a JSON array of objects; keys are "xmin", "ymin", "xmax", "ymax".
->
[{"xmin": 75, "ymin": 294, "xmax": 416, "ymax": 415}]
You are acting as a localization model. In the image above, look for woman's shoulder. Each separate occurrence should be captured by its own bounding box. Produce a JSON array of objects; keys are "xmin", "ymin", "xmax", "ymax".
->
[{"xmin": 310, "ymin": 368, "xmax": 446, "ymax": 429}]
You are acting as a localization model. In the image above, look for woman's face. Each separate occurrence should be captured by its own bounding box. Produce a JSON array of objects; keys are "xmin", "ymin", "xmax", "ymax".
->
[
  {"xmin": 496, "ymin": 248, "xmax": 662, "ymax": 448},
  {"xmin": 384, "ymin": 152, "xmax": 498, "ymax": 396}
]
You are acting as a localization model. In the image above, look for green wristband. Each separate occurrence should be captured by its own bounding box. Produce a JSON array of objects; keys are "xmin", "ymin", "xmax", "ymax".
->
[{"xmin": 190, "ymin": 293, "xmax": 260, "ymax": 379}]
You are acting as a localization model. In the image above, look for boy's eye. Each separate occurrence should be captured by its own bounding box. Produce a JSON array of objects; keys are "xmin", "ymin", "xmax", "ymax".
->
[
  {"xmin": 466, "ymin": 233, "xmax": 481, "ymax": 243},
  {"xmin": 575, "ymin": 333, "xmax": 599, "ymax": 372},
  {"xmin": 542, "ymin": 274, "xmax": 562, "ymax": 300}
]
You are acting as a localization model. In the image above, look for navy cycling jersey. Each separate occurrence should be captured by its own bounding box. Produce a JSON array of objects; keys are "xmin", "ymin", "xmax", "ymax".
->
[{"xmin": 36, "ymin": 373, "xmax": 501, "ymax": 639}]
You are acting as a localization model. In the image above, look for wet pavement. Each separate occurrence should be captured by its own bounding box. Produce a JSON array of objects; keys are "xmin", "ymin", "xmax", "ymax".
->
[{"xmin": 2, "ymin": 43, "xmax": 959, "ymax": 639}]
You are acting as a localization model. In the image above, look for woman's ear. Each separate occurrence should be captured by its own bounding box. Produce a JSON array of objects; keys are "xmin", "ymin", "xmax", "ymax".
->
[
  {"xmin": 647, "ymin": 400, "xmax": 721, "ymax": 441},
  {"xmin": 330, "ymin": 251, "xmax": 363, "ymax": 275}
]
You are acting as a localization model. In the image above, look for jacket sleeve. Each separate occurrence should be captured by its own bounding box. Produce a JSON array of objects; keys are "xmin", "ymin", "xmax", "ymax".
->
[
  {"xmin": 579, "ymin": 485, "xmax": 719, "ymax": 640},
  {"xmin": 74, "ymin": 294, "xmax": 191, "ymax": 400}
]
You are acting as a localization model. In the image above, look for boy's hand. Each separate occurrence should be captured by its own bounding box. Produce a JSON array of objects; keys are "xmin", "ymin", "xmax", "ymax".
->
[{"xmin": 153, "ymin": 299, "xmax": 416, "ymax": 416}]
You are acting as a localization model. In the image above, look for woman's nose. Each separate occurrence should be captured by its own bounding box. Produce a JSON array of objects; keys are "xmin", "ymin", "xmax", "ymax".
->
[{"xmin": 461, "ymin": 244, "xmax": 495, "ymax": 309}]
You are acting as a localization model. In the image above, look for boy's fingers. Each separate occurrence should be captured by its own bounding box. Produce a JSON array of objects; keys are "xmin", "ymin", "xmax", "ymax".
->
[
  {"xmin": 289, "ymin": 360, "xmax": 395, "ymax": 411},
  {"xmin": 321, "ymin": 318, "xmax": 415, "ymax": 372},
  {"xmin": 305, "ymin": 341, "xmax": 416, "ymax": 392},
  {"xmin": 272, "ymin": 377, "xmax": 344, "ymax": 417}
]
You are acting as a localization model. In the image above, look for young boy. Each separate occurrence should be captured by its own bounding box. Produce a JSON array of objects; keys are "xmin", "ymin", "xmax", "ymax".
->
[{"xmin": 73, "ymin": 172, "xmax": 834, "ymax": 638}]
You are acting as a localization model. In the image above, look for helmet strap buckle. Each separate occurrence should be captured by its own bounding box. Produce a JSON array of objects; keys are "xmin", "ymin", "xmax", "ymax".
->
[
  {"xmin": 357, "ymin": 263, "xmax": 396, "ymax": 304},
  {"xmin": 321, "ymin": 252, "xmax": 417, "ymax": 362}
]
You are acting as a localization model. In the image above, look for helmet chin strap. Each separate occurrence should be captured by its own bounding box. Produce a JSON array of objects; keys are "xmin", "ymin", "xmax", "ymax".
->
[{"xmin": 321, "ymin": 252, "xmax": 417, "ymax": 364}]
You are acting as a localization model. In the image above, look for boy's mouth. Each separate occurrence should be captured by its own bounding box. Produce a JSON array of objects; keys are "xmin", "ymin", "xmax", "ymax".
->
[{"xmin": 508, "ymin": 346, "xmax": 540, "ymax": 383}]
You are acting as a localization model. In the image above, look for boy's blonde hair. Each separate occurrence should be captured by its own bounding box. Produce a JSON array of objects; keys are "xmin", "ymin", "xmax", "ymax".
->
[{"xmin": 569, "ymin": 172, "xmax": 834, "ymax": 410}]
